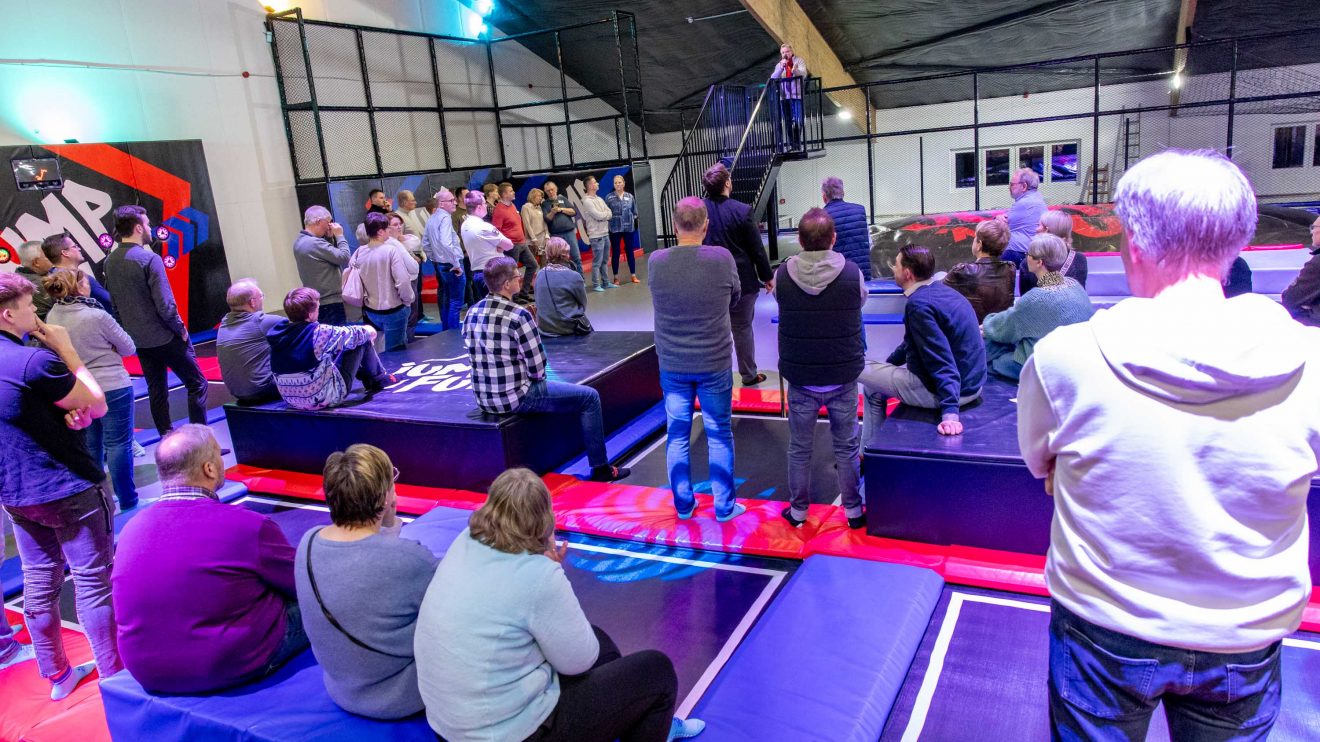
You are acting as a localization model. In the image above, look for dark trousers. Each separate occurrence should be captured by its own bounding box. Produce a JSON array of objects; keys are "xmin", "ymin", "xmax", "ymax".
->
[
  {"xmin": 462, "ymin": 256, "xmax": 476, "ymax": 307},
  {"xmin": 336, "ymin": 340, "xmax": 389, "ymax": 392},
  {"xmin": 408, "ymin": 264, "xmax": 425, "ymax": 339},
  {"xmin": 137, "ymin": 335, "xmax": 208, "ymax": 436},
  {"xmin": 779, "ymin": 98, "xmax": 803, "ymax": 149},
  {"xmin": 512, "ymin": 243, "xmax": 538, "ymax": 302},
  {"xmin": 610, "ymin": 231, "xmax": 639, "ymax": 276},
  {"xmin": 525, "ymin": 626, "xmax": 677, "ymax": 742},
  {"xmin": 318, "ymin": 302, "xmax": 347, "ymax": 326}
]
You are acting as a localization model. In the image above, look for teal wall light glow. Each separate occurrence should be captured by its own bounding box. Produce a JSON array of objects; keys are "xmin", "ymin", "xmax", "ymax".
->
[{"xmin": 7, "ymin": 77, "xmax": 108, "ymax": 144}]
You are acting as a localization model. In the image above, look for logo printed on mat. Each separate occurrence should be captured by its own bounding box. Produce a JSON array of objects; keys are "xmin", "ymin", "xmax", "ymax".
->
[{"xmin": 389, "ymin": 356, "xmax": 472, "ymax": 393}]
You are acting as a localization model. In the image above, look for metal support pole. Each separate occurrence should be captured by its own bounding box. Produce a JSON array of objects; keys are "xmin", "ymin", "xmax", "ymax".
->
[
  {"xmin": 428, "ymin": 39, "xmax": 452, "ymax": 169},
  {"xmin": 355, "ymin": 29, "xmax": 384, "ymax": 177},
  {"xmin": 629, "ymin": 14, "xmax": 649, "ymax": 160},
  {"xmin": 486, "ymin": 40, "xmax": 506, "ymax": 167},
  {"xmin": 1091, "ymin": 57, "xmax": 1101, "ymax": 204},
  {"xmin": 865, "ymin": 88, "xmax": 875, "ymax": 222},
  {"xmin": 555, "ymin": 32, "xmax": 575, "ymax": 168},
  {"xmin": 613, "ymin": 12, "xmax": 632, "ymax": 161},
  {"xmin": 767, "ymin": 184, "xmax": 779, "ymax": 262},
  {"xmin": 1227, "ymin": 40, "xmax": 1238, "ymax": 159},
  {"xmin": 295, "ymin": 9, "xmax": 331, "ymax": 182},
  {"xmin": 266, "ymin": 14, "xmax": 302, "ymax": 183},
  {"xmin": 615, "ymin": 118, "xmax": 623, "ymax": 161},
  {"xmin": 972, "ymin": 72, "xmax": 981, "ymax": 211},
  {"xmin": 918, "ymin": 136, "xmax": 926, "ymax": 215},
  {"xmin": 1124, "ymin": 118, "xmax": 1132, "ymax": 170}
]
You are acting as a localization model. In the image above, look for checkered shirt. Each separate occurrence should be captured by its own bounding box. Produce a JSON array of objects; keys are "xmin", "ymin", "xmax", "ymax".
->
[{"xmin": 462, "ymin": 294, "xmax": 547, "ymax": 414}]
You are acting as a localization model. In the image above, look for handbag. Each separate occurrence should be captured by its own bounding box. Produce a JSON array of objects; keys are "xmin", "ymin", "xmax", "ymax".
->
[
  {"xmin": 341, "ymin": 252, "xmax": 366, "ymax": 308},
  {"xmin": 544, "ymin": 269, "xmax": 593, "ymax": 335},
  {"xmin": 305, "ymin": 527, "xmax": 411, "ymax": 658}
]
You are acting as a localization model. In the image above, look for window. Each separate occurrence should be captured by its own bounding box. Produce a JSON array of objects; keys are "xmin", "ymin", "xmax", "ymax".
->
[
  {"xmin": 1019, "ymin": 146, "xmax": 1045, "ymax": 178},
  {"xmin": 1273, "ymin": 125, "xmax": 1306, "ymax": 169},
  {"xmin": 1051, "ymin": 143, "xmax": 1079, "ymax": 182},
  {"xmin": 984, "ymin": 148, "xmax": 1010, "ymax": 186},
  {"xmin": 954, "ymin": 151, "xmax": 977, "ymax": 189},
  {"xmin": 1314, "ymin": 125, "xmax": 1320, "ymax": 167},
  {"xmin": 953, "ymin": 140, "xmax": 1081, "ymax": 189}
]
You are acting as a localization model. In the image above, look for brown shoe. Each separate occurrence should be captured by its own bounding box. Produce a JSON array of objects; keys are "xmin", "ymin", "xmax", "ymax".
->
[{"xmin": 630, "ymin": 275, "xmax": 640, "ymax": 284}]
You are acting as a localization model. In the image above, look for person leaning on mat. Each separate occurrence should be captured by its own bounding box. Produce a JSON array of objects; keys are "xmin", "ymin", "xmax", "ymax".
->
[
  {"xmin": 414, "ymin": 468, "xmax": 705, "ymax": 742},
  {"xmin": 462, "ymin": 257, "xmax": 628, "ymax": 483},
  {"xmin": 113, "ymin": 425, "xmax": 308, "ymax": 694},
  {"xmin": 1019, "ymin": 149, "xmax": 1320, "ymax": 739},
  {"xmin": 294, "ymin": 444, "xmax": 437, "ymax": 720}
]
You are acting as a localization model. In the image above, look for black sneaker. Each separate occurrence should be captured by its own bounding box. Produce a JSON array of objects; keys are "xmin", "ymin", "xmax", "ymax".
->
[
  {"xmin": 588, "ymin": 465, "xmax": 631, "ymax": 483},
  {"xmin": 781, "ymin": 506, "xmax": 805, "ymax": 529},
  {"xmin": 847, "ymin": 513, "xmax": 867, "ymax": 530}
]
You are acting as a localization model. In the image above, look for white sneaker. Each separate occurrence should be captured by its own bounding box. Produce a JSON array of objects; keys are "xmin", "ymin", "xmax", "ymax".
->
[{"xmin": 0, "ymin": 643, "xmax": 35, "ymax": 671}]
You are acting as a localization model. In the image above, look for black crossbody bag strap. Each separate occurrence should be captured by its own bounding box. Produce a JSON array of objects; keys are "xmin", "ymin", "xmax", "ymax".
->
[{"xmin": 306, "ymin": 528, "xmax": 410, "ymax": 658}]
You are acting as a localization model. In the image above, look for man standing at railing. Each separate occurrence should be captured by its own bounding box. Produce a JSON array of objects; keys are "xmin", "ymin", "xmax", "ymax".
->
[{"xmin": 771, "ymin": 43, "xmax": 808, "ymax": 150}]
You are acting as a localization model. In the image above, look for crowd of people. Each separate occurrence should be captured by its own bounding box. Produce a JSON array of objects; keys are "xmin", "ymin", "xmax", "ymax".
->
[{"xmin": 3, "ymin": 146, "xmax": 1320, "ymax": 741}]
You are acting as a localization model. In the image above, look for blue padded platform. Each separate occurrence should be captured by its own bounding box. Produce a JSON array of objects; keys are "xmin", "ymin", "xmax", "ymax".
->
[
  {"xmin": 866, "ymin": 279, "xmax": 902, "ymax": 294},
  {"xmin": 774, "ymin": 312, "xmax": 903, "ymax": 326},
  {"xmin": 99, "ymin": 505, "xmax": 473, "ymax": 742},
  {"xmin": 692, "ymin": 555, "xmax": 943, "ymax": 742}
]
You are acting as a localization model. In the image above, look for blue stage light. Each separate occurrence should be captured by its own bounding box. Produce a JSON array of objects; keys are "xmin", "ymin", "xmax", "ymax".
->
[{"xmin": 473, "ymin": 0, "xmax": 493, "ymax": 17}]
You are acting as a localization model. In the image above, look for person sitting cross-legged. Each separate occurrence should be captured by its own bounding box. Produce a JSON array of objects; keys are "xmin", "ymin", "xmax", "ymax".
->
[
  {"xmin": 982, "ymin": 234, "xmax": 1095, "ymax": 382},
  {"xmin": 858, "ymin": 245, "xmax": 986, "ymax": 438},
  {"xmin": 463, "ymin": 257, "xmax": 628, "ymax": 483},
  {"xmin": 267, "ymin": 287, "xmax": 395, "ymax": 411},
  {"xmin": 294, "ymin": 444, "xmax": 438, "ymax": 719},
  {"xmin": 415, "ymin": 468, "xmax": 703, "ymax": 742},
  {"xmin": 112, "ymin": 425, "xmax": 308, "ymax": 693}
]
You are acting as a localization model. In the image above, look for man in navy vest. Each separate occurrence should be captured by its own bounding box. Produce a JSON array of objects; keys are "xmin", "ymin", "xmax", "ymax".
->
[
  {"xmin": 859, "ymin": 245, "xmax": 985, "ymax": 439},
  {"xmin": 775, "ymin": 208, "xmax": 868, "ymax": 530},
  {"xmin": 820, "ymin": 177, "xmax": 872, "ymax": 280}
]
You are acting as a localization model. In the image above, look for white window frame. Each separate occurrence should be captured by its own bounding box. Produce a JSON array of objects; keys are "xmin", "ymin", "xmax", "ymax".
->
[
  {"xmin": 1271, "ymin": 123, "xmax": 1309, "ymax": 170},
  {"xmin": 951, "ymin": 139, "xmax": 1083, "ymax": 191}
]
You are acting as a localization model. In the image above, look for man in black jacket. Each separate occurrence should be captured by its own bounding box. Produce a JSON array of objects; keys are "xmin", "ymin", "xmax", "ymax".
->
[
  {"xmin": 702, "ymin": 163, "xmax": 774, "ymax": 386},
  {"xmin": 775, "ymin": 208, "xmax": 867, "ymax": 530},
  {"xmin": 1282, "ymin": 215, "xmax": 1320, "ymax": 326},
  {"xmin": 104, "ymin": 205, "xmax": 208, "ymax": 436},
  {"xmin": 859, "ymin": 245, "xmax": 985, "ymax": 439}
]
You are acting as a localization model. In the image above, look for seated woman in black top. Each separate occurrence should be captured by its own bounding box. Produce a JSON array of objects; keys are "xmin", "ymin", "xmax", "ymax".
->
[{"xmin": 1020, "ymin": 209, "xmax": 1088, "ymax": 294}]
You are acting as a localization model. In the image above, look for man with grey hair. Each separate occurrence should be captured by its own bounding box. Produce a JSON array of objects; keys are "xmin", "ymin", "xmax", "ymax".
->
[
  {"xmin": 294, "ymin": 205, "xmax": 350, "ymax": 326},
  {"xmin": 112, "ymin": 424, "xmax": 306, "ymax": 693},
  {"xmin": 42, "ymin": 233, "xmax": 116, "ymax": 319},
  {"xmin": 217, "ymin": 279, "xmax": 282, "ymax": 404},
  {"xmin": 1003, "ymin": 168, "xmax": 1045, "ymax": 266},
  {"xmin": 648, "ymin": 197, "xmax": 743, "ymax": 521},
  {"xmin": 462, "ymin": 256, "xmax": 629, "ymax": 483},
  {"xmin": 821, "ymin": 177, "xmax": 872, "ymax": 279},
  {"xmin": 423, "ymin": 187, "xmax": 465, "ymax": 331},
  {"xmin": 1018, "ymin": 150, "xmax": 1320, "ymax": 738},
  {"xmin": 16, "ymin": 241, "xmax": 54, "ymax": 321}
]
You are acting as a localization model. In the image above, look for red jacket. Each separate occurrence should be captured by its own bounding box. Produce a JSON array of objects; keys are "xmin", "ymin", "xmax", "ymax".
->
[{"xmin": 492, "ymin": 202, "xmax": 526, "ymax": 244}]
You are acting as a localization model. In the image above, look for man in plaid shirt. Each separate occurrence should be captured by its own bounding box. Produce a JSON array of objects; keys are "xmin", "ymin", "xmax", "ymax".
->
[{"xmin": 462, "ymin": 256, "xmax": 630, "ymax": 482}]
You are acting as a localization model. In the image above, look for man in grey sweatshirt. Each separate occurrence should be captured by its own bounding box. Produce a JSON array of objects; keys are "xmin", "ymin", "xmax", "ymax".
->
[
  {"xmin": 647, "ymin": 197, "xmax": 744, "ymax": 522},
  {"xmin": 294, "ymin": 205, "xmax": 351, "ymax": 326}
]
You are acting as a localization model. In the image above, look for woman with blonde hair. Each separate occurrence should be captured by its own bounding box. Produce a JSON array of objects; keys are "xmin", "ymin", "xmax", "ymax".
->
[
  {"xmin": 1021, "ymin": 209, "xmax": 1088, "ymax": 293},
  {"xmin": 294, "ymin": 444, "xmax": 437, "ymax": 719},
  {"xmin": 534, "ymin": 237, "xmax": 593, "ymax": 337},
  {"xmin": 415, "ymin": 468, "xmax": 704, "ymax": 742},
  {"xmin": 522, "ymin": 187, "xmax": 550, "ymax": 265},
  {"xmin": 44, "ymin": 268, "xmax": 138, "ymax": 510}
]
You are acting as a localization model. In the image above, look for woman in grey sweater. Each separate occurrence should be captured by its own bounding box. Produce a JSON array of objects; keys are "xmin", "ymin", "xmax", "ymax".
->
[
  {"xmin": 44, "ymin": 269, "xmax": 138, "ymax": 510},
  {"xmin": 534, "ymin": 237, "xmax": 593, "ymax": 337},
  {"xmin": 294, "ymin": 444, "xmax": 438, "ymax": 719},
  {"xmin": 415, "ymin": 469, "xmax": 704, "ymax": 742}
]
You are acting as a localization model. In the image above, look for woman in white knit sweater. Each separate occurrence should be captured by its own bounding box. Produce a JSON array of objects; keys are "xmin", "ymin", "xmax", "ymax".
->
[
  {"xmin": 415, "ymin": 468, "xmax": 703, "ymax": 742},
  {"xmin": 983, "ymin": 233, "xmax": 1094, "ymax": 381},
  {"xmin": 44, "ymin": 269, "xmax": 139, "ymax": 510}
]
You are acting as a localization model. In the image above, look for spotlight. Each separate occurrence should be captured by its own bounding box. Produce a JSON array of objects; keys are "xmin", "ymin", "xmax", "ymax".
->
[
  {"xmin": 473, "ymin": 0, "xmax": 493, "ymax": 17},
  {"xmin": 1171, "ymin": 70, "xmax": 1184, "ymax": 90},
  {"xmin": 838, "ymin": 109, "xmax": 853, "ymax": 121}
]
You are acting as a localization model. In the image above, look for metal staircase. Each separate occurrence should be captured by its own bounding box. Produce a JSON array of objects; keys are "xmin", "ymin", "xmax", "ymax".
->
[{"xmin": 658, "ymin": 77, "xmax": 825, "ymax": 246}]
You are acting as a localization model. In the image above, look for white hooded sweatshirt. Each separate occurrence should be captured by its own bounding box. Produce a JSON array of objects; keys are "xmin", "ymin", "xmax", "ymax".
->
[{"xmin": 1018, "ymin": 280, "xmax": 1320, "ymax": 652}]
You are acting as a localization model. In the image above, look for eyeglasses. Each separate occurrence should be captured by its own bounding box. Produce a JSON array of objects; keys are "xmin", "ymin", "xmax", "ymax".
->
[{"xmin": 392, "ymin": 466, "xmax": 400, "ymax": 482}]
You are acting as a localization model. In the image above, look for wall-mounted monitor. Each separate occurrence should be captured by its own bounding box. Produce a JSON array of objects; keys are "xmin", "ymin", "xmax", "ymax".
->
[{"xmin": 12, "ymin": 157, "xmax": 63, "ymax": 192}]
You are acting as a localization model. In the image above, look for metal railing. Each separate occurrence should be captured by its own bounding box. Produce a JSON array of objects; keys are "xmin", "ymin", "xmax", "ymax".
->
[{"xmin": 657, "ymin": 84, "xmax": 756, "ymax": 245}]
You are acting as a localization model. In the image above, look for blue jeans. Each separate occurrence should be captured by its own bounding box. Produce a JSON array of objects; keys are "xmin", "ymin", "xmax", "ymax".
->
[
  {"xmin": 432, "ymin": 261, "xmax": 465, "ymax": 331},
  {"xmin": 985, "ymin": 339, "xmax": 1023, "ymax": 381},
  {"xmin": 4, "ymin": 485, "xmax": 121, "ymax": 680},
  {"xmin": 364, "ymin": 305, "xmax": 409, "ymax": 351},
  {"xmin": 589, "ymin": 236, "xmax": 611, "ymax": 288},
  {"xmin": 1049, "ymin": 600, "xmax": 1281, "ymax": 741},
  {"xmin": 786, "ymin": 383, "xmax": 862, "ymax": 520},
  {"xmin": 516, "ymin": 380, "xmax": 608, "ymax": 468},
  {"xmin": 0, "ymin": 512, "xmax": 15, "ymax": 663},
  {"xmin": 234, "ymin": 600, "xmax": 309, "ymax": 686},
  {"xmin": 659, "ymin": 369, "xmax": 735, "ymax": 517},
  {"xmin": 84, "ymin": 386, "xmax": 137, "ymax": 508}
]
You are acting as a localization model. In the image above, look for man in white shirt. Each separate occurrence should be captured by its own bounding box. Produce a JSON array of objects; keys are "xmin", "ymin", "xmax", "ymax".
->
[
  {"xmin": 459, "ymin": 190, "xmax": 513, "ymax": 303},
  {"xmin": 1018, "ymin": 149, "xmax": 1320, "ymax": 739}
]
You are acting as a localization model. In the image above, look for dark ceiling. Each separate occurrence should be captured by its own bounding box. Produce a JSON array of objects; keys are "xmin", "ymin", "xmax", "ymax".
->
[{"xmin": 485, "ymin": 0, "xmax": 1320, "ymax": 133}]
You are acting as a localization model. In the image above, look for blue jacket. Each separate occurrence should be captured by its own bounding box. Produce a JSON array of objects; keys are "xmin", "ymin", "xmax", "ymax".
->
[
  {"xmin": 888, "ymin": 281, "xmax": 986, "ymax": 415},
  {"xmin": 823, "ymin": 199, "xmax": 872, "ymax": 279}
]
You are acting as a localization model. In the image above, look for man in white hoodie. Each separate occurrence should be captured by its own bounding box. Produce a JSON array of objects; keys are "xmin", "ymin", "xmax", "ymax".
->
[
  {"xmin": 1019, "ymin": 149, "xmax": 1320, "ymax": 739},
  {"xmin": 775, "ymin": 208, "xmax": 868, "ymax": 530}
]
